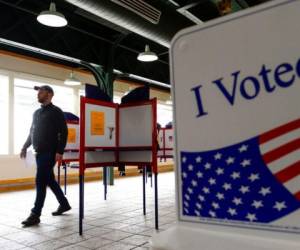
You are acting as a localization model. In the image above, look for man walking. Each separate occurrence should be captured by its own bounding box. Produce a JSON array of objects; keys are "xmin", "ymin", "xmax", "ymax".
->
[{"xmin": 20, "ymin": 85, "xmax": 71, "ymax": 226}]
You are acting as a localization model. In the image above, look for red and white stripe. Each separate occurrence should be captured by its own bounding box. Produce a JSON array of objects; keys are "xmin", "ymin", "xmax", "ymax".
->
[{"xmin": 259, "ymin": 118, "xmax": 300, "ymax": 201}]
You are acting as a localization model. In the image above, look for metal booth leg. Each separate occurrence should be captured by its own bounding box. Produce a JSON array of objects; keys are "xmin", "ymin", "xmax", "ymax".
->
[
  {"xmin": 83, "ymin": 174, "xmax": 85, "ymax": 219},
  {"xmin": 143, "ymin": 165, "xmax": 146, "ymax": 215},
  {"xmin": 154, "ymin": 173, "xmax": 159, "ymax": 230},
  {"xmin": 79, "ymin": 173, "xmax": 84, "ymax": 235},
  {"xmin": 103, "ymin": 167, "xmax": 107, "ymax": 200},
  {"xmin": 64, "ymin": 163, "xmax": 67, "ymax": 195}
]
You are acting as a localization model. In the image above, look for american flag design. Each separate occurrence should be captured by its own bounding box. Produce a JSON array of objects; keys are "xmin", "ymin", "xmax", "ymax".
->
[{"xmin": 181, "ymin": 118, "xmax": 300, "ymax": 225}]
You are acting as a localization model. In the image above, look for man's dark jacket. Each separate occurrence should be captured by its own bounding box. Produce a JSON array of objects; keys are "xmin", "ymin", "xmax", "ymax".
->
[{"xmin": 23, "ymin": 103, "xmax": 68, "ymax": 154}]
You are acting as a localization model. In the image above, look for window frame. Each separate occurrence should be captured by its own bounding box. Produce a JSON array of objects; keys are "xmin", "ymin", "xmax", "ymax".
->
[{"xmin": 12, "ymin": 73, "xmax": 77, "ymax": 155}]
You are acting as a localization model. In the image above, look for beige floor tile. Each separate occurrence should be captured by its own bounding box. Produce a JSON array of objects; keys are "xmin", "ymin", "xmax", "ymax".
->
[
  {"xmin": 119, "ymin": 235, "xmax": 150, "ymax": 247},
  {"xmin": 0, "ymin": 172, "xmax": 176, "ymax": 250},
  {"xmin": 32, "ymin": 239, "xmax": 69, "ymax": 250},
  {"xmin": 76, "ymin": 237, "xmax": 113, "ymax": 249},
  {"xmin": 3, "ymin": 231, "xmax": 50, "ymax": 246}
]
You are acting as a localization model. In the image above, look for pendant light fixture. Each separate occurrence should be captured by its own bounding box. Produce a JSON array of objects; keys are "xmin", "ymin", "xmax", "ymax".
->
[
  {"xmin": 137, "ymin": 45, "xmax": 158, "ymax": 62},
  {"xmin": 37, "ymin": 2, "xmax": 68, "ymax": 27},
  {"xmin": 64, "ymin": 71, "xmax": 81, "ymax": 86}
]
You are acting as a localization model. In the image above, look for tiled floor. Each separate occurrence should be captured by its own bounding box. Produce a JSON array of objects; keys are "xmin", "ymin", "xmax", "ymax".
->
[{"xmin": 0, "ymin": 172, "xmax": 176, "ymax": 250}]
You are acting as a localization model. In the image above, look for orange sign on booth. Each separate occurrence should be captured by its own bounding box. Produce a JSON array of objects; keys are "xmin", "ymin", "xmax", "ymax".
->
[
  {"xmin": 67, "ymin": 128, "xmax": 76, "ymax": 143},
  {"xmin": 91, "ymin": 111, "xmax": 105, "ymax": 136}
]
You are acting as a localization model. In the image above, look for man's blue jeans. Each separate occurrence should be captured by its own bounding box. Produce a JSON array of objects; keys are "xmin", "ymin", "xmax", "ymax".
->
[{"xmin": 31, "ymin": 152, "xmax": 69, "ymax": 216}]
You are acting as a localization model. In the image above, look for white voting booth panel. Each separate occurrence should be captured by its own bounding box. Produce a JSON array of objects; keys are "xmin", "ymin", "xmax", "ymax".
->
[
  {"xmin": 158, "ymin": 129, "xmax": 164, "ymax": 157},
  {"xmin": 84, "ymin": 151, "xmax": 116, "ymax": 164},
  {"xmin": 151, "ymin": 0, "xmax": 300, "ymax": 249},
  {"xmin": 119, "ymin": 103, "xmax": 153, "ymax": 163},
  {"xmin": 157, "ymin": 150, "xmax": 164, "ymax": 157},
  {"xmin": 119, "ymin": 104, "xmax": 153, "ymax": 147},
  {"xmin": 85, "ymin": 103, "xmax": 116, "ymax": 148},
  {"xmin": 83, "ymin": 103, "xmax": 117, "ymax": 164},
  {"xmin": 158, "ymin": 129, "xmax": 164, "ymax": 149},
  {"xmin": 63, "ymin": 123, "xmax": 80, "ymax": 161},
  {"xmin": 119, "ymin": 151, "xmax": 152, "ymax": 163},
  {"xmin": 63, "ymin": 152, "xmax": 79, "ymax": 160},
  {"xmin": 164, "ymin": 129, "xmax": 174, "ymax": 149},
  {"xmin": 165, "ymin": 149, "xmax": 173, "ymax": 157},
  {"xmin": 158, "ymin": 128, "xmax": 174, "ymax": 160}
]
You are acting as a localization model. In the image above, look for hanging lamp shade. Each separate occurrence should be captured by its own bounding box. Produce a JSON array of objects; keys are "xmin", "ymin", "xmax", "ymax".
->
[
  {"xmin": 137, "ymin": 45, "xmax": 158, "ymax": 62},
  {"xmin": 37, "ymin": 2, "xmax": 68, "ymax": 27}
]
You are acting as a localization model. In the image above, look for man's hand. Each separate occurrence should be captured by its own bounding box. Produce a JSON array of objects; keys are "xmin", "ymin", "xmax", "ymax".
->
[
  {"xmin": 20, "ymin": 149, "xmax": 27, "ymax": 159},
  {"xmin": 55, "ymin": 153, "xmax": 63, "ymax": 164}
]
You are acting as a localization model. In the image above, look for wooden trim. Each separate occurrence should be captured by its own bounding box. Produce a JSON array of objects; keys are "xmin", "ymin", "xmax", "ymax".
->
[
  {"xmin": 115, "ymin": 79, "xmax": 143, "ymax": 88},
  {"xmin": 115, "ymin": 79, "xmax": 170, "ymax": 93},
  {"xmin": 0, "ymin": 163, "xmax": 173, "ymax": 193},
  {"xmin": 0, "ymin": 50, "xmax": 171, "ymax": 92},
  {"xmin": 0, "ymin": 50, "xmax": 92, "ymax": 76}
]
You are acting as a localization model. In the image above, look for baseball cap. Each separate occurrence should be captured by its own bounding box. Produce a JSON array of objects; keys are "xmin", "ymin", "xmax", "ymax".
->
[{"xmin": 34, "ymin": 85, "xmax": 54, "ymax": 95}]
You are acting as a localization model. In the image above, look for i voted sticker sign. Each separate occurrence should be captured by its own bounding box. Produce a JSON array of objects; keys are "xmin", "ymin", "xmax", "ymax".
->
[{"xmin": 171, "ymin": 0, "xmax": 300, "ymax": 233}]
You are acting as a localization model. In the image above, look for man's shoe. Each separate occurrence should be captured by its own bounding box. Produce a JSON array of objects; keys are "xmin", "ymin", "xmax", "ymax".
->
[
  {"xmin": 21, "ymin": 213, "xmax": 40, "ymax": 227},
  {"xmin": 52, "ymin": 204, "xmax": 71, "ymax": 216}
]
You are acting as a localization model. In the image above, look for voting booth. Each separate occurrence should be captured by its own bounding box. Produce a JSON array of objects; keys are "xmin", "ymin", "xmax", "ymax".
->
[
  {"xmin": 158, "ymin": 128, "xmax": 174, "ymax": 161},
  {"xmin": 151, "ymin": 0, "xmax": 300, "ymax": 249},
  {"xmin": 79, "ymin": 96, "xmax": 158, "ymax": 235},
  {"xmin": 57, "ymin": 113, "xmax": 80, "ymax": 194}
]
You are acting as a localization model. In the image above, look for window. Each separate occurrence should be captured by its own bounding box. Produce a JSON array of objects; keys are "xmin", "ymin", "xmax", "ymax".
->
[
  {"xmin": 0, "ymin": 75, "xmax": 9, "ymax": 154},
  {"xmin": 157, "ymin": 103, "xmax": 173, "ymax": 127},
  {"xmin": 51, "ymin": 85, "xmax": 75, "ymax": 113},
  {"xmin": 14, "ymin": 78, "xmax": 74, "ymax": 153},
  {"xmin": 79, "ymin": 89, "xmax": 85, "ymax": 97},
  {"xmin": 113, "ymin": 92, "xmax": 123, "ymax": 104}
]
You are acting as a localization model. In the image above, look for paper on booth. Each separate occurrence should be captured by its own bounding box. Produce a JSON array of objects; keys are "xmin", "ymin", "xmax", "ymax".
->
[
  {"xmin": 91, "ymin": 111, "xmax": 105, "ymax": 136},
  {"xmin": 23, "ymin": 150, "xmax": 36, "ymax": 168},
  {"xmin": 67, "ymin": 128, "xmax": 76, "ymax": 143}
]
